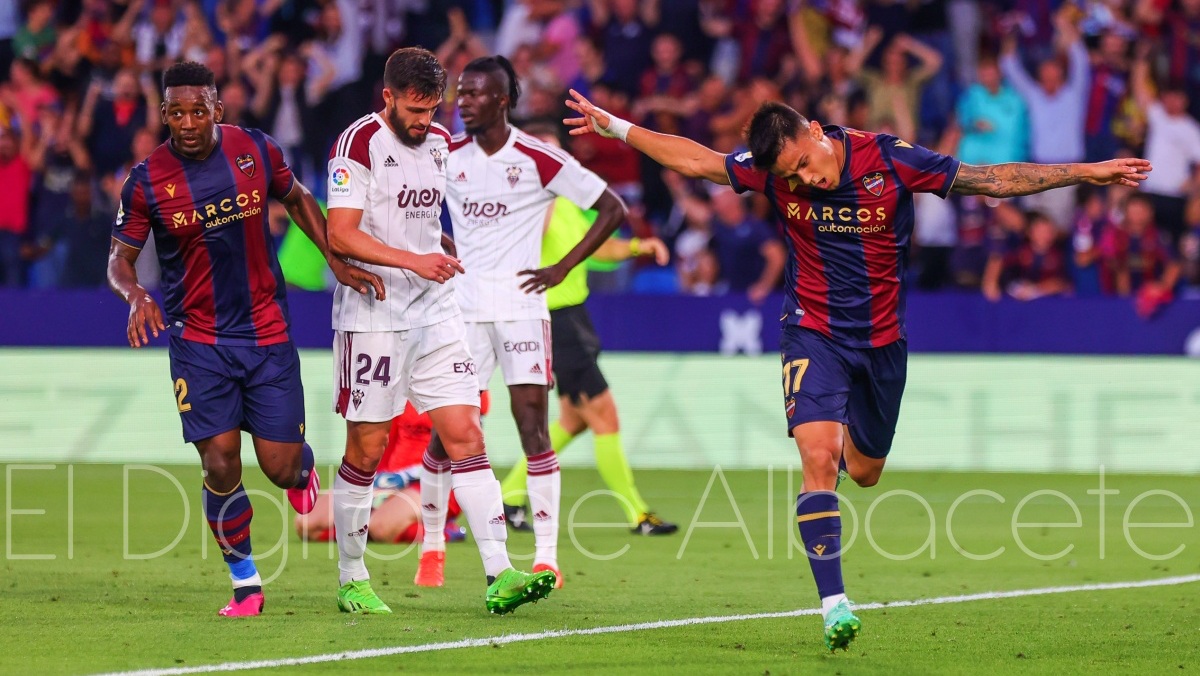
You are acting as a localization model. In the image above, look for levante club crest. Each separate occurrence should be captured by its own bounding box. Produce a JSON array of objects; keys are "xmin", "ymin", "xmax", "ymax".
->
[
  {"xmin": 236, "ymin": 154, "xmax": 256, "ymax": 178},
  {"xmin": 863, "ymin": 172, "xmax": 884, "ymax": 196}
]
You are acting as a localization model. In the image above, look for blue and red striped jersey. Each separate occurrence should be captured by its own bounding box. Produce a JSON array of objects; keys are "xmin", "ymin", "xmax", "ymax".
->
[
  {"xmin": 112, "ymin": 125, "xmax": 297, "ymax": 346},
  {"xmin": 725, "ymin": 126, "xmax": 960, "ymax": 348}
]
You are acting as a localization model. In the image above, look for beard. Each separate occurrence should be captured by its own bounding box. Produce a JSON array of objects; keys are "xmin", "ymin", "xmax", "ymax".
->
[{"xmin": 386, "ymin": 106, "xmax": 429, "ymax": 148}]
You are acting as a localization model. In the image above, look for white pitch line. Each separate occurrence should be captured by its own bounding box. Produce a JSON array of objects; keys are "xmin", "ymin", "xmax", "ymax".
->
[{"xmin": 94, "ymin": 573, "xmax": 1200, "ymax": 676}]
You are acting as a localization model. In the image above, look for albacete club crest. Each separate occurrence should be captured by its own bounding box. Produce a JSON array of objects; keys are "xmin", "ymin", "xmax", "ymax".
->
[
  {"xmin": 506, "ymin": 166, "xmax": 522, "ymax": 187},
  {"xmin": 863, "ymin": 172, "xmax": 885, "ymax": 197},
  {"xmin": 351, "ymin": 389, "xmax": 365, "ymax": 409},
  {"xmin": 236, "ymin": 153, "xmax": 256, "ymax": 178},
  {"xmin": 429, "ymin": 148, "xmax": 444, "ymax": 171}
]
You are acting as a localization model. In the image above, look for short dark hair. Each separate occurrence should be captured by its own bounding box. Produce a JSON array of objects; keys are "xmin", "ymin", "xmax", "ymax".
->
[
  {"xmin": 746, "ymin": 102, "xmax": 809, "ymax": 170},
  {"xmin": 383, "ymin": 47, "xmax": 446, "ymax": 100},
  {"xmin": 162, "ymin": 61, "xmax": 216, "ymax": 91},
  {"xmin": 462, "ymin": 55, "xmax": 521, "ymax": 110}
]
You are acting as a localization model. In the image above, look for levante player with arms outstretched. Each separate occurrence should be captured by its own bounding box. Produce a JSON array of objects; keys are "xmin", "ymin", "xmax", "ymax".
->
[
  {"xmin": 107, "ymin": 62, "xmax": 382, "ymax": 616},
  {"xmin": 562, "ymin": 91, "xmax": 1151, "ymax": 650}
]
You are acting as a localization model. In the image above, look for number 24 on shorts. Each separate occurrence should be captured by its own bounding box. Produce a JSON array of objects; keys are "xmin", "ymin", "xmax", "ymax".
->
[
  {"xmin": 355, "ymin": 354, "xmax": 392, "ymax": 387},
  {"xmin": 782, "ymin": 358, "xmax": 810, "ymax": 395}
]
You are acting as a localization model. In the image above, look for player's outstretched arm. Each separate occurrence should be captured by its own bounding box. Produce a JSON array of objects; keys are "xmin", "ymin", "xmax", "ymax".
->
[
  {"xmin": 951, "ymin": 158, "xmax": 1152, "ymax": 198},
  {"xmin": 327, "ymin": 206, "xmax": 465, "ymax": 285},
  {"xmin": 563, "ymin": 89, "xmax": 731, "ymax": 186},
  {"xmin": 281, "ymin": 180, "xmax": 386, "ymax": 299},
  {"xmin": 520, "ymin": 188, "xmax": 627, "ymax": 293},
  {"xmin": 107, "ymin": 239, "xmax": 165, "ymax": 348}
]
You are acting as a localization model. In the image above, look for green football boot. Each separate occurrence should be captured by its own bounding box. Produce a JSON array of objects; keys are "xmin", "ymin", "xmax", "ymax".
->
[
  {"xmin": 485, "ymin": 568, "xmax": 556, "ymax": 615},
  {"xmin": 823, "ymin": 598, "xmax": 861, "ymax": 651},
  {"xmin": 337, "ymin": 580, "xmax": 393, "ymax": 614}
]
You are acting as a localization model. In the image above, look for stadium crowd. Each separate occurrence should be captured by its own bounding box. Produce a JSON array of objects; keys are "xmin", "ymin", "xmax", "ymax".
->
[{"xmin": 1, "ymin": 0, "xmax": 1199, "ymax": 312}]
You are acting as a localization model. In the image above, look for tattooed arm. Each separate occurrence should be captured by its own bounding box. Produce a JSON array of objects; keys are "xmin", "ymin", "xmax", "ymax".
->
[{"xmin": 951, "ymin": 158, "xmax": 1153, "ymax": 197}]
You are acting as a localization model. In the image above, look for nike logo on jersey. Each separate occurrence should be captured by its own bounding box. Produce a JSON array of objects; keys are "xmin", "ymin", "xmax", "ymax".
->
[{"xmin": 384, "ymin": 156, "xmax": 398, "ymax": 167}]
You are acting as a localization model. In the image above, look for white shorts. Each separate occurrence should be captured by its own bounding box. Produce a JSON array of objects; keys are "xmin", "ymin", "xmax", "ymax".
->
[
  {"xmin": 334, "ymin": 316, "xmax": 479, "ymax": 422},
  {"xmin": 466, "ymin": 319, "xmax": 552, "ymax": 390}
]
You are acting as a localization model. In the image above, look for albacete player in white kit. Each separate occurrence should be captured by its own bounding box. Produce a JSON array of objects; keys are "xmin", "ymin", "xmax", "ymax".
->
[
  {"xmin": 414, "ymin": 55, "xmax": 628, "ymax": 589},
  {"xmin": 324, "ymin": 47, "xmax": 555, "ymax": 615}
]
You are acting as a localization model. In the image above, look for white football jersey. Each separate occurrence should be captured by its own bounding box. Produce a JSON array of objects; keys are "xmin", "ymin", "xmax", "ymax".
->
[
  {"xmin": 445, "ymin": 128, "xmax": 607, "ymax": 322},
  {"xmin": 327, "ymin": 114, "xmax": 458, "ymax": 332}
]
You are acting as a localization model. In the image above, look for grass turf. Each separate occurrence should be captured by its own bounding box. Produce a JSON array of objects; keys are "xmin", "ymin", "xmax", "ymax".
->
[{"xmin": 1, "ymin": 464, "xmax": 1197, "ymax": 675}]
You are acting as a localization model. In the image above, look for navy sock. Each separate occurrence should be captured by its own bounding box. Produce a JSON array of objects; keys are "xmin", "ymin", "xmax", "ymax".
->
[
  {"xmin": 796, "ymin": 491, "xmax": 844, "ymax": 599},
  {"xmin": 293, "ymin": 443, "xmax": 316, "ymax": 489},
  {"xmin": 203, "ymin": 482, "xmax": 258, "ymax": 583}
]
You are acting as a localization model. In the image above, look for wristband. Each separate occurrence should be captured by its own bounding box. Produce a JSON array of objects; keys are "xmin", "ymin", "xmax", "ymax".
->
[
  {"xmin": 629, "ymin": 238, "xmax": 642, "ymax": 256},
  {"xmin": 593, "ymin": 108, "xmax": 633, "ymax": 142}
]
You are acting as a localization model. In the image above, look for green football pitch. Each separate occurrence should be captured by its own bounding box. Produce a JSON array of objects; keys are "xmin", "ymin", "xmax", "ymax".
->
[{"xmin": 2, "ymin": 464, "xmax": 1197, "ymax": 675}]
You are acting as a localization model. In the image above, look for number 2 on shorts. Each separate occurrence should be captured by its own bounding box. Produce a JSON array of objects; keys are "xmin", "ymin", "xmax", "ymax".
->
[{"xmin": 782, "ymin": 358, "xmax": 810, "ymax": 395}]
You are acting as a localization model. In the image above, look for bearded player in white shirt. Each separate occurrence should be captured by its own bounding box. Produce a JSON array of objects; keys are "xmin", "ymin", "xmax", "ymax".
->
[
  {"xmin": 325, "ymin": 47, "xmax": 555, "ymax": 615},
  {"xmin": 413, "ymin": 55, "xmax": 628, "ymax": 589}
]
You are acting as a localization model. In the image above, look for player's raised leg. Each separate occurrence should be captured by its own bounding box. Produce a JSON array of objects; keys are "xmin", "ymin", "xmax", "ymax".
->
[{"xmin": 197, "ymin": 431, "xmax": 265, "ymax": 617}]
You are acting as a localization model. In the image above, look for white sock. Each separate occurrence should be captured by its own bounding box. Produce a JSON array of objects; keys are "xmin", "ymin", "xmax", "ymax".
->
[
  {"xmin": 333, "ymin": 458, "xmax": 375, "ymax": 586},
  {"xmin": 450, "ymin": 454, "xmax": 512, "ymax": 578},
  {"xmin": 230, "ymin": 571, "xmax": 262, "ymax": 589},
  {"xmin": 526, "ymin": 450, "xmax": 561, "ymax": 567},
  {"xmin": 420, "ymin": 450, "xmax": 451, "ymax": 554},
  {"xmin": 821, "ymin": 593, "xmax": 849, "ymax": 618}
]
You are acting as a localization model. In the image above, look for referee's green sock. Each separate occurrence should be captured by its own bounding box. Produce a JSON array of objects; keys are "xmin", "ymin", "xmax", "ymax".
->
[
  {"xmin": 500, "ymin": 422, "xmax": 578, "ymax": 505},
  {"xmin": 594, "ymin": 433, "xmax": 649, "ymax": 526}
]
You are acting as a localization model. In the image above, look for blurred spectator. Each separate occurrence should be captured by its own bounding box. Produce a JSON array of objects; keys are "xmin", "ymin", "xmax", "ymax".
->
[
  {"xmin": 54, "ymin": 172, "xmax": 111, "ymax": 287},
  {"xmin": 955, "ymin": 55, "xmax": 1028, "ymax": 165},
  {"xmin": 0, "ymin": 0, "xmax": 16, "ymax": 80},
  {"xmin": 1181, "ymin": 194, "xmax": 1200, "ymax": 290},
  {"xmin": 132, "ymin": 0, "xmax": 186, "ymax": 79},
  {"xmin": 0, "ymin": 127, "xmax": 32, "ymax": 287},
  {"xmin": 1130, "ymin": 44, "xmax": 1200, "ymax": 248},
  {"xmin": 854, "ymin": 30, "xmax": 943, "ymax": 138},
  {"xmin": 588, "ymin": 0, "xmax": 656, "ymax": 97},
  {"xmin": 1161, "ymin": 0, "xmax": 1200, "ymax": 121},
  {"xmin": 532, "ymin": 0, "xmax": 582, "ymax": 90},
  {"xmin": 997, "ymin": 211, "xmax": 1072, "ymax": 301},
  {"xmin": 1000, "ymin": 13, "xmax": 1089, "ymax": 229},
  {"xmin": 1083, "ymin": 29, "xmax": 1129, "ymax": 163},
  {"xmin": 913, "ymin": 127, "xmax": 961, "ymax": 290},
  {"xmin": 1099, "ymin": 194, "xmax": 1179, "ymax": 306},
  {"xmin": 635, "ymin": 33, "xmax": 692, "ymax": 135},
  {"xmin": 12, "ymin": 0, "xmax": 57, "ymax": 63},
  {"xmin": 570, "ymin": 81, "xmax": 641, "ymax": 204},
  {"xmin": 980, "ymin": 201, "xmax": 1029, "ymax": 301},
  {"xmin": 3, "ymin": 58, "xmax": 59, "ymax": 128},
  {"xmin": 565, "ymin": 35, "xmax": 605, "ymax": 100},
  {"xmin": 732, "ymin": 0, "xmax": 790, "ymax": 83},
  {"xmin": 308, "ymin": 0, "xmax": 363, "ymax": 140},
  {"xmin": 78, "ymin": 68, "xmax": 159, "ymax": 177},
  {"xmin": 1069, "ymin": 185, "xmax": 1113, "ymax": 297},
  {"xmin": 707, "ymin": 184, "xmax": 784, "ymax": 303},
  {"xmin": 658, "ymin": 0, "xmax": 710, "ymax": 70}
]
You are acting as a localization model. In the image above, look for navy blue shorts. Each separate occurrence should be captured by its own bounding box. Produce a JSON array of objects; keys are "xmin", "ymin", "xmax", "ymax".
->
[
  {"xmin": 779, "ymin": 326, "xmax": 907, "ymax": 459},
  {"xmin": 168, "ymin": 335, "xmax": 307, "ymax": 444}
]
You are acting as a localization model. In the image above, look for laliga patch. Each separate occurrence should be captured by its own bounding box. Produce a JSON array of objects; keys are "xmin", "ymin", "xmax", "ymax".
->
[
  {"xmin": 863, "ymin": 172, "xmax": 885, "ymax": 197},
  {"xmin": 236, "ymin": 154, "xmax": 256, "ymax": 178},
  {"xmin": 329, "ymin": 163, "xmax": 353, "ymax": 197}
]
